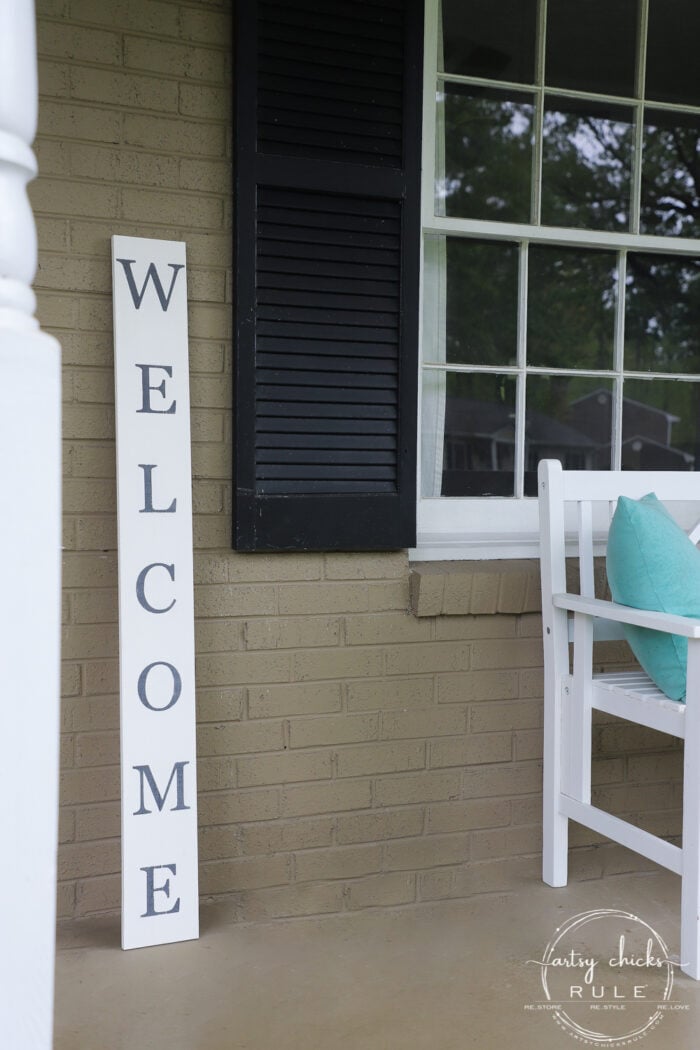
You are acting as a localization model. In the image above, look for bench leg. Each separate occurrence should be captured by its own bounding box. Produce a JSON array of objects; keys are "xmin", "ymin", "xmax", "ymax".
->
[
  {"xmin": 682, "ymin": 644, "xmax": 700, "ymax": 978},
  {"xmin": 681, "ymin": 780, "xmax": 700, "ymax": 978},
  {"xmin": 543, "ymin": 807, "xmax": 568, "ymax": 887},
  {"xmin": 680, "ymin": 871, "xmax": 700, "ymax": 979},
  {"xmin": 543, "ymin": 678, "xmax": 568, "ymax": 886}
]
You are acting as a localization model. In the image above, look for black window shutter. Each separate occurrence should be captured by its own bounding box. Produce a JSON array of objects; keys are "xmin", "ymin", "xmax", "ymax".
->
[{"xmin": 234, "ymin": 0, "xmax": 423, "ymax": 551}]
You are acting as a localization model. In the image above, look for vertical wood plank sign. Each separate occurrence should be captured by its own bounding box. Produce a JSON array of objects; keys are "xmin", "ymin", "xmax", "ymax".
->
[{"xmin": 111, "ymin": 236, "xmax": 199, "ymax": 949}]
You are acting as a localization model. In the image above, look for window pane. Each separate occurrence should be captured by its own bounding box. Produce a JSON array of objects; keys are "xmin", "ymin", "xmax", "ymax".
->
[
  {"xmin": 440, "ymin": 84, "xmax": 534, "ymax": 222},
  {"xmin": 641, "ymin": 109, "xmax": 700, "ymax": 238},
  {"xmin": 422, "ymin": 238, "xmax": 519, "ymax": 366},
  {"xmin": 622, "ymin": 378, "xmax": 699, "ymax": 469},
  {"xmin": 625, "ymin": 254, "xmax": 700, "ymax": 373},
  {"xmin": 541, "ymin": 98, "xmax": 634, "ymax": 231},
  {"xmin": 422, "ymin": 371, "xmax": 517, "ymax": 496},
  {"xmin": 545, "ymin": 0, "xmax": 637, "ymax": 97},
  {"xmin": 646, "ymin": 0, "xmax": 700, "ymax": 106},
  {"xmin": 441, "ymin": 0, "xmax": 537, "ymax": 83},
  {"xmin": 528, "ymin": 246, "xmax": 617, "ymax": 369},
  {"xmin": 524, "ymin": 376, "xmax": 613, "ymax": 494}
]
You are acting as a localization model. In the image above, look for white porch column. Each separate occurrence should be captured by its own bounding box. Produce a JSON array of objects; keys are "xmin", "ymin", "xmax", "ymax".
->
[{"xmin": 0, "ymin": 2, "xmax": 62, "ymax": 1048}]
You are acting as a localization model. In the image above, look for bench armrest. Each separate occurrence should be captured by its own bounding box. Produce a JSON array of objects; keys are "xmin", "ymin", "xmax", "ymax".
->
[{"xmin": 552, "ymin": 593, "xmax": 700, "ymax": 639}]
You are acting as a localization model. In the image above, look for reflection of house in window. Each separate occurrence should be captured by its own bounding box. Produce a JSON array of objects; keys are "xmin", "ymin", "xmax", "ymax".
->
[
  {"xmin": 569, "ymin": 388, "xmax": 694, "ymax": 469},
  {"xmin": 621, "ymin": 434, "xmax": 694, "ymax": 469},
  {"xmin": 442, "ymin": 386, "xmax": 694, "ymax": 496},
  {"xmin": 524, "ymin": 411, "xmax": 595, "ymax": 472},
  {"xmin": 443, "ymin": 398, "xmax": 516, "ymax": 495},
  {"xmin": 442, "ymin": 396, "xmax": 598, "ymax": 496}
]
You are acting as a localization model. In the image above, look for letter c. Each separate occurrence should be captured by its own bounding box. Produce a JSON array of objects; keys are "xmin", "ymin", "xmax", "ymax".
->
[{"xmin": 136, "ymin": 562, "xmax": 176, "ymax": 614}]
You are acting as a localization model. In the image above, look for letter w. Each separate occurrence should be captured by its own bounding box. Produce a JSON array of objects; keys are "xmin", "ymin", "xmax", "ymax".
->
[
  {"xmin": 117, "ymin": 258, "xmax": 184, "ymax": 311},
  {"xmin": 133, "ymin": 761, "xmax": 190, "ymax": 814}
]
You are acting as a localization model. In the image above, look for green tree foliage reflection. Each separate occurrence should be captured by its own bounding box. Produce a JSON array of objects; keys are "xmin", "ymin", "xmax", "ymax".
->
[
  {"xmin": 442, "ymin": 86, "xmax": 533, "ymax": 223},
  {"xmin": 440, "ymin": 86, "xmax": 700, "ymax": 480}
]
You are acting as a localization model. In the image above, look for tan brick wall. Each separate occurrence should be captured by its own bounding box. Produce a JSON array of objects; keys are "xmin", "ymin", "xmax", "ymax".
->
[{"xmin": 37, "ymin": 0, "xmax": 683, "ymax": 926}]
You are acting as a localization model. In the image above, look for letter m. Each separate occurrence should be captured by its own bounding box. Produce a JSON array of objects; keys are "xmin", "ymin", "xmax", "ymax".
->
[
  {"xmin": 133, "ymin": 761, "xmax": 190, "ymax": 814},
  {"xmin": 117, "ymin": 258, "xmax": 184, "ymax": 311}
]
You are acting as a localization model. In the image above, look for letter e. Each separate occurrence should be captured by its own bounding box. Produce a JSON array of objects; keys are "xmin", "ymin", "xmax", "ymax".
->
[
  {"xmin": 140, "ymin": 864, "xmax": 181, "ymax": 917},
  {"xmin": 135, "ymin": 364, "xmax": 176, "ymax": 415}
]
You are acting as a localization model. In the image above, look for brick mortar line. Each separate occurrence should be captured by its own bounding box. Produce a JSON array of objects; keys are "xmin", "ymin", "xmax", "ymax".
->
[
  {"xmin": 37, "ymin": 53, "xmax": 230, "ymax": 86},
  {"xmin": 42, "ymin": 29, "xmax": 230, "ymax": 53}
]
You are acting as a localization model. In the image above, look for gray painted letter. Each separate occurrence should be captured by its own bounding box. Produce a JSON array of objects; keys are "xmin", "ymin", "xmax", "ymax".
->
[
  {"xmin": 140, "ymin": 864, "xmax": 181, "ymax": 917},
  {"xmin": 135, "ymin": 364, "xmax": 176, "ymax": 414},
  {"xmin": 133, "ymin": 762, "xmax": 190, "ymax": 815},
  {"xmin": 137, "ymin": 661, "xmax": 182, "ymax": 711},
  {"xmin": 117, "ymin": 258, "xmax": 184, "ymax": 311},
  {"xmin": 138, "ymin": 464, "xmax": 176, "ymax": 514},
  {"xmin": 136, "ymin": 562, "xmax": 176, "ymax": 614}
]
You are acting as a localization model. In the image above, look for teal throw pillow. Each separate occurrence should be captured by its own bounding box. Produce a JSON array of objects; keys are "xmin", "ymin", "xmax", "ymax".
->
[{"xmin": 606, "ymin": 492, "xmax": 700, "ymax": 701}]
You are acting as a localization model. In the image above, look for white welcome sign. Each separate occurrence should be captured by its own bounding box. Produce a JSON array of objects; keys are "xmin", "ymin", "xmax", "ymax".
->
[{"xmin": 111, "ymin": 236, "xmax": 199, "ymax": 949}]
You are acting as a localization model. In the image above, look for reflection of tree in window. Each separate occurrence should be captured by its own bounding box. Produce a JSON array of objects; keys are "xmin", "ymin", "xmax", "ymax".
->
[
  {"xmin": 625, "ymin": 255, "xmax": 700, "ymax": 374},
  {"xmin": 442, "ymin": 86, "xmax": 533, "ymax": 223},
  {"xmin": 541, "ymin": 103, "xmax": 633, "ymax": 231},
  {"xmin": 642, "ymin": 111, "xmax": 700, "ymax": 237},
  {"xmin": 427, "ymin": 0, "xmax": 700, "ymax": 501},
  {"xmin": 445, "ymin": 240, "xmax": 518, "ymax": 366},
  {"xmin": 528, "ymin": 246, "xmax": 616, "ymax": 370}
]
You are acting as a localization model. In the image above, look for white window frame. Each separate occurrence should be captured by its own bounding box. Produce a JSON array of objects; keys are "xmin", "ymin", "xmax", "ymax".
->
[{"xmin": 412, "ymin": 0, "xmax": 700, "ymax": 561}]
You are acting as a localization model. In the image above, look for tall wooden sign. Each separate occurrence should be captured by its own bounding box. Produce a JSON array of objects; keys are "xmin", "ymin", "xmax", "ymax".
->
[{"xmin": 111, "ymin": 236, "xmax": 199, "ymax": 949}]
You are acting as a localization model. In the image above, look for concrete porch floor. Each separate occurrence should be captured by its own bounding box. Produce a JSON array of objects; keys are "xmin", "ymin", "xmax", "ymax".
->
[{"xmin": 55, "ymin": 869, "xmax": 700, "ymax": 1050}]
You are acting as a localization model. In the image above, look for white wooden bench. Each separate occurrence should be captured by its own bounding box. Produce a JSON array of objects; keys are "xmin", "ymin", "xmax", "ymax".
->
[{"xmin": 538, "ymin": 458, "xmax": 700, "ymax": 979}]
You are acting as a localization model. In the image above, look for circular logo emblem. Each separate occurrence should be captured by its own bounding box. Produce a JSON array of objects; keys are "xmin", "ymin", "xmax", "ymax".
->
[{"xmin": 527, "ymin": 908, "xmax": 682, "ymax": 1045}]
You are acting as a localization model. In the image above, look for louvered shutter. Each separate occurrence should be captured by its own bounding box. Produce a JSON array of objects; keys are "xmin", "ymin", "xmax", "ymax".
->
[{"xmin": 234, "ymin": 0, "xmax": 423, "ymax": 551}]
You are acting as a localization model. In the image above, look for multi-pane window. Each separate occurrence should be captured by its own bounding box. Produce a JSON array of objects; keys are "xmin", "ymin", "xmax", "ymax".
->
[{"xmin": 418, "ymin": 0, "xmax": 700, "ymax": 556}]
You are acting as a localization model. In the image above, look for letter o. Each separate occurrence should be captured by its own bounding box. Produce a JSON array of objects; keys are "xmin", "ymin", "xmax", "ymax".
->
[{"xmin": 137, "ymin": 661, "xmax": 182, "ymax": 711}]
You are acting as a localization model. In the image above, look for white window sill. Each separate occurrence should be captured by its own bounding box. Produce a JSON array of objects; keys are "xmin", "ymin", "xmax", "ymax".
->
[
  {"xmin": 414, "ymin": 497, "xmax": 542, "ymax": 560},
  {"xmin": 410, "ymin": 531, "xmax": 542, "ymax": 561}
]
